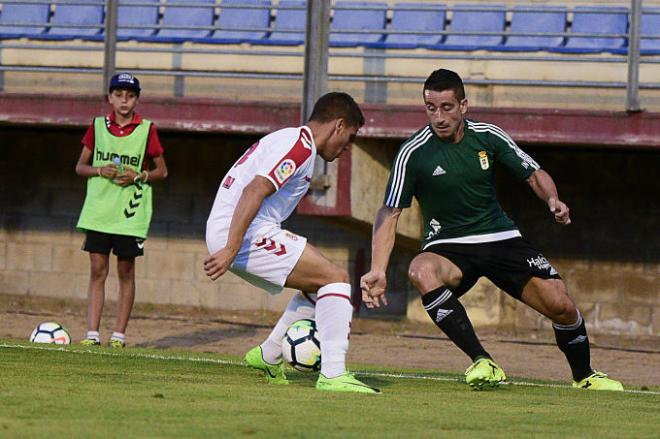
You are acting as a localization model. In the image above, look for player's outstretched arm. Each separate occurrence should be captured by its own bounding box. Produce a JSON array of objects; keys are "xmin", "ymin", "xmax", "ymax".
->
[
  {"xmin": 526, "ymin": 169, "xmax": 571, "ymax": 225},
  {"xmin": 360, "ymin": 205, "xmax": 402, "ymax": 308},
  {"xmin": 204, "ymin": 176, "xmax": 275, "ymax": 280}
]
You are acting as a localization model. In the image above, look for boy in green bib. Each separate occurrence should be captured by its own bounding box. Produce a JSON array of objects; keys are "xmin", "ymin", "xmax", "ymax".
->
[{"xmin": 75, "ymin": 73, "xmax": 168, "ymax": 347}]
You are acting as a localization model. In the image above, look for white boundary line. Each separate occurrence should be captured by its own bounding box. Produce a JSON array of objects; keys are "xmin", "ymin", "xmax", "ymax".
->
[{"xmin": 2, "ymin": 343, "xmax": 659, "ymax": 396}]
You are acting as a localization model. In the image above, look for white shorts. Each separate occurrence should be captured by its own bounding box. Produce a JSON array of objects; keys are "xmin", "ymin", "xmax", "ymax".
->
[{"xmin": 206, "ymin": 223, "xmax": 307, "ymax": 295}]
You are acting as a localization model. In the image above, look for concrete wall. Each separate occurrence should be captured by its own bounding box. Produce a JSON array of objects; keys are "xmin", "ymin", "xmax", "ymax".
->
[{"xmin": 1, "ymin": 126, "xmax": 658, "ymax": 335}]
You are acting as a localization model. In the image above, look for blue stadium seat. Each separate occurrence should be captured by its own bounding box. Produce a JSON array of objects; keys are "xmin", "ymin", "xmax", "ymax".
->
[
  {"xmin": 44, "ymin": 0, "xmax": 104, "ymax": 40},
  {"xmin": 373, "ymin": 2, "xmax": 445, "ymax": 49},
  {"xmin": 640, "ymin": 9, "xmax": 660, "ymax": 55},
  {"xmin": 329, "ymin": 1, "xmax": 387, "ymax": 47},
  {"xmin": 207, "ymin": 0, "xmax": 271, "ymax": 44},
  {"xmin": 117, "ymin": 0, "xmax": 160, "ymax": 41},
  {"xmin": 500, "ymin": 6, "xmax": 566, "ymax": 51},
  {"xmin": 0, "ymin": 1, "xmax": 50, "ymax": 39},
  {"xmin": 153, "ymin": 0, "xmax": 215, "ymax": 42},
  {"xmin": 266, "ymin": 0, "xmax": 306, "ymax": 45},
  {"xmin": 554, "ymin": 6, "xmax": 628, "ymax": 53},
  {"xmin": 438, "ymin": 4, "xmax": 506, "ymax": 50}
]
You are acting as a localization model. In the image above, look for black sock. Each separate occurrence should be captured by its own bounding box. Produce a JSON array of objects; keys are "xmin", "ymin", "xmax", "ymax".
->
[
  {"xmin": 422, "ymin": 286, "xmax": 490, "ymax": 362},
  {"xmin": 553, "ymin": 310, "xmax": 594, "ymax": 381}
]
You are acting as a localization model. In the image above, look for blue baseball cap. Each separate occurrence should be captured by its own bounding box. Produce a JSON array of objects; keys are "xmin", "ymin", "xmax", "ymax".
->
[{"xmin": 109, "ymin": 73, "xmax": 141, "ymax": 95}]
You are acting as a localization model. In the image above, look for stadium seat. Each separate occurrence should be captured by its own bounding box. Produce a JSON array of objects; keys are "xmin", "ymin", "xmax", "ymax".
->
[
  {"xmin": 640, "ymin": 9, "xmax": 660, "ymax": 55},
  {"xmin": 44, "ymin": 0, "xmax": 104, "ymax": 40},
  {"xmin": 0, "ymin": 1, "xmax": 50, "ymax": 39},
  {"xmin": 499, "ymin": 6, "xmax": 567, "ymax": 51},
  {"xmin": 372, "ymin": 2, "xmax": 446, "ymax": 49},
  {"xmin": 554, "ymin": 6, "xmax": 628, "ymax": 53},
  {"xmin": 207, "ymin": 0, "xmax": 271, "ymax": 44},
  {"xmin": 438, "ymin": 4, "xmax": 506, "ymax": 50},
  {"xmin": 329, "ymin": 1, "xmax": 387, "ymax": 47},
  {"xmin": 153, "ymin": 0, "xmax": 215, "ymax": 42},
  {"xmin": 265, "ymin": 0, "xmax": 306, "ymax": 45},
  {"xmin": 117, "ymin": 0, "xmax": 160, "ymax": 41}
]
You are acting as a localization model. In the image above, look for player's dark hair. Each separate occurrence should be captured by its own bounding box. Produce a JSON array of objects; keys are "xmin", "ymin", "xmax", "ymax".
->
[
  {"xmin": 423, "ymin": 69, "xmax": 465, "ymax": 101},
  {"xmin": 308, "ymin": 92, "xmax": 365, "ymax": 128}
]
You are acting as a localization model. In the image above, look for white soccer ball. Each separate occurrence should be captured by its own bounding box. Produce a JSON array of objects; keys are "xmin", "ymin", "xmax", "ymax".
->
[
  {"xmin": 281, "ymin": 319, "xmax": 321, "ymax": 372},
  {"xmin": 29, "ymin": 322, "xmax": 71, "ymax": 345}
]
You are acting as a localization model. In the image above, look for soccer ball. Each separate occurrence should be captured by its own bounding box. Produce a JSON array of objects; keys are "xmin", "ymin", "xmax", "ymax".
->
[
  {"xmin": 281, "ymin": 319, "xmax": 321, "ymax": 372},
  {"xmin": 29, "ymin": 322, "xmax": 71, "ymax": 345}
]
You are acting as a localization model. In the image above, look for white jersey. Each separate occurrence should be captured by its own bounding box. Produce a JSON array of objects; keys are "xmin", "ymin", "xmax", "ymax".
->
[{"xmin": 206, "ymin": 126, "xmax": 316, "ymax": 241}]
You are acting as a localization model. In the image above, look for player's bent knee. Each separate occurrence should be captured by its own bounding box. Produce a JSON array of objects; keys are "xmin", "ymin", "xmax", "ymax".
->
[
  {"xmin": 548, "ymin": 295, "xmax": 577, "ymax": 323},
  {"xmin": 408, "ymin": 257, "xmax": 452, "ymax": 293}
]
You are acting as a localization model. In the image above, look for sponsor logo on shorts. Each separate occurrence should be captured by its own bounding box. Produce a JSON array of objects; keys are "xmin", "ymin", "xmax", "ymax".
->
[
  {"xmin": 136, "ymin": 239, "xmax": 145, "ymax": 249},
  {"xmin": 273, "ymin": 159, "xmax": 296, "ymax": 184},
  {"xmin": 284, "ymin": 232, "xmax": 299, "ymax": 241},
  {"xmin": 527, "ymin": 255, "xmax": 555, "ymax": 272}
]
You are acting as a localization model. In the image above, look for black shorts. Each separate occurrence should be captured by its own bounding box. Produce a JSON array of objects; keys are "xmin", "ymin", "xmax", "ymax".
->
[
  {"xmin": 82, "ymin": 230, "xmax": 145, "ymax": 259},
  {"xmin": 423, "ymin": 237, "xmax": 561, "ymax": 300}
]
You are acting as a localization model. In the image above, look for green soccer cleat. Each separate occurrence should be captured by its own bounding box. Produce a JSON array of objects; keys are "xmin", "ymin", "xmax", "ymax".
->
[
  {"xmin": 573, "ymin": 371, "xmax": 624, "ymax": 391},
  {"xmin": 80, "ymin": 338, "xmax": 101, "ymax": 346},
  {"xmin": 316, "ymin": 372, "xmax": 381, "ymax": 394},
  {"xmin": 109, "ymin": 339, "xmax": 125, "ymax": 348},
  {"xmin": 465, "ymin": 357, "xmax": 507, "ymax": 390},
  {"xmin": 244, "ymin": 346, "xmax": 288, "ymax": 385}
]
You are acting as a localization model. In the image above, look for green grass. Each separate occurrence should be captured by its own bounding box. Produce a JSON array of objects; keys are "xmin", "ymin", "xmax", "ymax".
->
[{"xmin": 1, "ymin": 341, "xmax": 658, "ymax": 439}]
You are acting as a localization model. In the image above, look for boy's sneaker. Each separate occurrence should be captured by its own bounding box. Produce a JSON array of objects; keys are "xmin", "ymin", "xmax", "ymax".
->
[
  {"xmin": 573, "ymin": 371, "xmax": 624, "ymax": 391},
  {"xmin": 465, "ymin": 358, "xmax": 507, "ymax": 390},
  {"xmin": 80, "ymin": 338, "xmax": 101, "ymax": 346},
  {"xmin": 109, "ymin": 339, "xmax": 125, "ymax": 348},
  {"xmin": 244, "ymin": 346, "xmax": 288, "ymax": 385},
  {"xmin": 316, "ymin": 372, "xmax": 381, "ymax": 394}
]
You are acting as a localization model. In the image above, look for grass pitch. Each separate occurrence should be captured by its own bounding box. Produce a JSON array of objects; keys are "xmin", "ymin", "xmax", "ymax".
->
[{"xmin": 1, "ymin": 341, "xmax": 658, "ymax": 439}]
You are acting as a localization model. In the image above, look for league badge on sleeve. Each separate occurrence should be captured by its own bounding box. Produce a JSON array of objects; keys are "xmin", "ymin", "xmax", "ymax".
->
[{"xmin": 274, "ymin": 159, "xmax": 297, "ymax": 184}]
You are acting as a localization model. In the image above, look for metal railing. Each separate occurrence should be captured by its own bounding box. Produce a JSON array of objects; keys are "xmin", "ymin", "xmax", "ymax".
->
[{"xmin": 0, "ymin": 0, "xmax": 657, "ymax": 111}]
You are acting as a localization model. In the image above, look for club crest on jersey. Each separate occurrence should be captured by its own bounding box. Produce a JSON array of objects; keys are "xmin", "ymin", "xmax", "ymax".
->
[
  {"xmin": 478, "ymin": 151, "xmax": 489, "ymax": 170},
  {"xmin": 274, "ymin": 159, "xmax": 296, "ymax": 184}
]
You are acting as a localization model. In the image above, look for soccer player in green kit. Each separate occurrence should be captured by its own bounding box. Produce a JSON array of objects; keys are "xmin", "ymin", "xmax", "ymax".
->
[
  {"xmin": 76, "ymin": 73, "xmax": 168, "ymax": 348},
  {"xmin": 360, "ymin": 69, "xmax": 623, "ymax": 391}
]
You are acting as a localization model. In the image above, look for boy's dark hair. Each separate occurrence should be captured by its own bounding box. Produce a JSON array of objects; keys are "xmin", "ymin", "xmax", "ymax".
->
[
  {"xmin": 423, "ymin": 69, "xmax": 465, "ymax": 101},
  {"xmin": 308, "ymin": 92, "xmax": 365, "ymax": 128}
]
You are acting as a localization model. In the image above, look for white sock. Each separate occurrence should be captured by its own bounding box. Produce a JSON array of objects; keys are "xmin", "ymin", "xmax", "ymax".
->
[
  {"xmin": 87, "ymin": 331, "xmax": 100, "ymax": 342},
  {"xmin": 110, "ymin": 332, "xmax": 125, "ymax": 342},
  {"xmin": 316, "ymin": 282, "xmax": 353, "ymax": 378},
  {"xmin": 261, "ymin": 292, "xmax": 316, "ymax": 364}
]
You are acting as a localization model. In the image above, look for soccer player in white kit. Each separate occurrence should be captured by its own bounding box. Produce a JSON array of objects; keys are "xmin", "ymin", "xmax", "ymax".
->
[{"xmin": 204, "ymin": 92, "xmax": 379, "ymax": 394}]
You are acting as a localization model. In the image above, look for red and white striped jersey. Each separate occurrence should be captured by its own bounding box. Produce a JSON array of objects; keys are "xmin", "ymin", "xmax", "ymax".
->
[{"xmin": 207, "ymin": 126, "xmax": 315, "ymax": 235}]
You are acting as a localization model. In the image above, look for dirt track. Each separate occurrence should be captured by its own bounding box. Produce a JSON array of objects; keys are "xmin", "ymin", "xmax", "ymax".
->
[{"xmin": 2, "ymin": 294, "xmax": 659, "ymax": 388}]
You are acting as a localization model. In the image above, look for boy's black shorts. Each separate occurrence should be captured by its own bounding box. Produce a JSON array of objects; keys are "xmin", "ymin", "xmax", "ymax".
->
[
  {"xmin": 423, "ymin": 237, "xmax": 561, "ymax": 300},
  {"xmin": 82, "ymin": 230, "xmax": 145, "ymax": 259}
]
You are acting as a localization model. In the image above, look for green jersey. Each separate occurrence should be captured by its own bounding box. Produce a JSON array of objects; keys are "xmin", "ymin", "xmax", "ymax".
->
[
  {"xmin": 384, "ymin": 119, "xmax": 539, "ymax": 249},
  {"xmin": 77, "ymin": 116, "xmax": 153, "ymax": 239}
]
